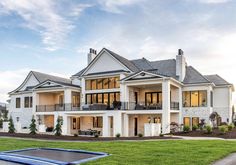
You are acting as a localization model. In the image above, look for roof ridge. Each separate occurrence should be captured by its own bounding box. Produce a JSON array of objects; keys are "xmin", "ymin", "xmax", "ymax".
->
[{"xmin": 32, "ymin": 71, "xmax": 70, "ymax": 81}]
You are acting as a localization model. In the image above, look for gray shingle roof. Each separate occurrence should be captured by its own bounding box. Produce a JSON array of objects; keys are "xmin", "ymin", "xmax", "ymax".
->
[
  {"xmin": 183, "ymin": 66, "xmax": 210, "ymax": 84},
  {"xmin": 204, "ymin": 74, "xmax": 231, "ymax": 86},
  {"xmin": 150, "ymin": 59, "xmax": 177, "ymax": 78},
  {"xmin": 32, "ymin": 71, "xmax": 71, "ymax": 84},
  {"xmin": 131, "ymin": 58, "xmax": 153, "ymax": 71}
]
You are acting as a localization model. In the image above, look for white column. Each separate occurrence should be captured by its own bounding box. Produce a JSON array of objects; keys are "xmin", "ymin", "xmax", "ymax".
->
[
  {"xmin": 54, "ymin": 113, "xmax": 59, "ymax": 130},
  {"xmin": 113, "ymin": 111, "xmax": 122, "ymax": 136},
  {"xmin": 61, "ymin": 114, "xmax": 68, "ymax": 135},
  {"xmin": 64, "ymin": 88, "xmax": 72, "ymax": 104},
  {"xmin": 178, "ymin": 87, "xmax": 183, "ymax": 125},
  {"xmin": 123, "ymin": 113, "xmax": 129, "ymax": 137},
  {"xmin": 102, "ymin": 114, "xmax": 109, "ymax": 137},
  {"xmin": 81, "ymin": 78, "xmax": 86, "ymax": 105},
  {"xmin": 162, "ymin": 79, "xmax": 171, "ymax": 134}
]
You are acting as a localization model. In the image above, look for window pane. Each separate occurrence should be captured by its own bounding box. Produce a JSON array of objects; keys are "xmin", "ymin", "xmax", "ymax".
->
[
  {"xmin": 158, "ymin": 93, "xmax": 162, "ymax": 103},
  {"xmin": 199, "ymin": 91, "xmax": 207, "ymax": 107},
  {"xmin": 16, "ymin": 98, "xmax": 21, "ymax": 108},
  {"xmin": 97, "ymin": 79, "xmax": 103, "ymax": 89},
  {"xmin": 24, "ymin": 97, "xmax": 29, "ymax": 108},
  {"xmin": 110, "ymin": 93, "xmax": 114, "ymax": 106},
  {"xmin": 192, "ymin": 117, "xmax": 199, "ymax": 127},
  {"xmin": 72, "ymin": 118, "xmax": 76, "ymax": 129},
  {"xmin": 29, "ymin": 97, "xmax": 33, "ymax": 108},
  {"xmin": 85, "ymin": 80, "xmax": 91, "ymax": 90},
  {"xmin": 152, "ymin": 93, "xmax": 157, "ymax": 104},
  {"xmin": 103, "ymin": 79, "xmax": 109, "ymax": 89},
  {"xmin": 146, "ymin": 93, "xmax": 151, "ymax": 105},
  {"xmin": 109, "ymin": 77, "xmax": 115, "ymax": 88},
  {"xmin": 183, "ymin": 92, "xmax": 190, "ymax": 107},
  {"xmin": 115, "ymin": 93, "xmax": 120, "ymax": 101},
  {"xmin": 92, "ymin": 94, "xmax": 97, "ymax": 104},
  {"xmin": 184, "ymin": 117, "xmax": 190, "ymax": 126},
  {"xmin": 91, "ymin": 80, "xmax": 97, "ymax": 90},
  {"xmin": 97, "ymin": 94, "xmax": 103, "ymax": 103},
  {"xmin": 97, "ymin": 117, "xmax": 103, "ymax": 128},
  {"xmin": 86, "ymin": 94, "xmax": 91, "ymax": 104},
  {"xmin": 115, "ymin": 77, "xmax": 120, "ymax": 88},
  {"xmin": 211, "ymin": 91, "xmax": 213, "ymax": 107},
  {"xmin": 191, "ymin": 91, "xmax": 199, "ymax": 107},
  {"xmin": 104, "ymin": 93, "xmax": 109, "ymax": 105}
]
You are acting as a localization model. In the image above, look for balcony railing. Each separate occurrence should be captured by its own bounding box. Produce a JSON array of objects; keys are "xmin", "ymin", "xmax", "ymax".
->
[
  {"xmin": 36, "ymin": 101, "xmax": 180, "ymax": 112},
  {"xmin": 170, "ymin": 102, "xmax": 179, "ymax": 110},
  {"xmin": 36, "ymin": 103, "xmax": 80, "ymax": 112}
]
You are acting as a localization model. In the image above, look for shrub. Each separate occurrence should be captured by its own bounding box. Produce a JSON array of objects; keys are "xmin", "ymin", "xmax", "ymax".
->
[
  {"xmin": 183, "ymin": 125, "xmax": 190, "ymax": 132},
  {"xmin": 219, "ymin": 125, "xmax": 228, "ymax": 134},
  {"xmin": 116, "ymin": 133, "xmax": 121, "ymax": 138},
  {"xmin": 94, "ymin": 133, "xmax": 99, "ymax": 138},
  {"xmin": 138, "ymin": 133, "xmax": 143, "ymax": 137},
  {"xmin": 159, "ymin": 134, "xmax": 164, "ymax": 137},
  {"xmin": 8, "ymin": 116, "xmax": 15, "ymax": 133},
  {"xmin": 74, "ymin": 134, "xmax": 78, "ymax": 137},
  {"xmin": 228, "ymin": 123, "xmax": 235, "ymax": 131},
  {"xmin": 29, "ymin": 116, "xmax": 37, "ymax": 135},
  {"xmin": 46, "ymin": 127, "xmax": 54, "ymax": 132},
  {"xmin": 0, "ymin": 119, "xmax": 3, "ymax": 129},
  {"xmin": 54, "ymin": 116, "xmax": 63, "ymax": 136},
  {"xmin": 220, "ymin": 122, "xmax": 228, "ymax": 126},
  {"xmin": 192, "ymin": 125, "xmax": 198, "ymax": 131},
  {"xmin": 205, "ymin": 125, "xmax": 212, "ymax": 134}
]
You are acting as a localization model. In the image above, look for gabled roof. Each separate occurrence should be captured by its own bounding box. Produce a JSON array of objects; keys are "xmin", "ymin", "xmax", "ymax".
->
[
  {"xmin": 121, "ymin": 70, "xmax": 166, "ymax": 81},
  {"xmin": 183, "ymin": 66, "xmax": 211, "ymax": 84},
  {"xmin": 33, "ymin": 79, "xmax": 80, "ymax": 90},
  {"xmin": 131, "ymin": 58, "xmax": 153, "ymax": 71},
  {"xmin": 204, "ymin": 74, "xmax": 231, "ymax": 86},
  {"xmin": 9, "ymin": 71, "xmax": 74, "ymax": 94},
  {"xmin": 32, "ymin": 71, "xmax": 71, "ymax": 84},
  {"xmin": 150, "ymin": 59, "xmax": 177, "ymax": 78}
]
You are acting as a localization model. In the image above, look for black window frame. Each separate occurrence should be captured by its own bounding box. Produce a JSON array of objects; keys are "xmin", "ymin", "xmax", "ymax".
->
[
  {"xmin": 16, "ymin": 97, "xmax": 21, "ymax": 108},
  {"xmin": 145, "ymin": 92, "xmax": 162, "ymax": 106},
  {"xmin": 182, "ymin": 90, "xmax": 207, "ymax": 107}
]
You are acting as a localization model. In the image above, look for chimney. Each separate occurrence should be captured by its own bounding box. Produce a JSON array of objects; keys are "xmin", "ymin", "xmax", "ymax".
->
[
  {"xmin": 176, "ymin": 49, "xmax": 186, "ymax": 82},
  {"xmin": 87, "ymin": 48, "xmax": 97, "ymax": 65}
]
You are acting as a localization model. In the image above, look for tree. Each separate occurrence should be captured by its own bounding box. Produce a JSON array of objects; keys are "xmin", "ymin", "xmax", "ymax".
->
[
  {"xmin": 8, "ymin": 116, "xmax": 15, "ymax": 133},
  {"xmin": 54, "ymin": 116, "xmax": 63, "ymax": 136},
  {"xmin": 29, "ymin": 116, "xmax": 37, "ymax": 135},
  {"xmin": 209, "ymin": 112, "xmax": 220, "ymax": 127}
]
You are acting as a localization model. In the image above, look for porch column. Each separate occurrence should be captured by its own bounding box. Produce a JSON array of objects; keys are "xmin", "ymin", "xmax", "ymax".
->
[
  {"xmin": 178, "ymin": 87, "xmax": 183, "ymax": 125},
  {"xmin": 123, "ymin": 113, "xmax": 129, "ymax": 137},
  {"xmin": 54, "ymin": 113, "xmax": 59, "ymax": 131},
  {"xmin": 81, "ymin": 78, "xmax": 86, "ymax": 105},
  {"xmin": 113, "ymin": 111, "xmax": 122, "ymax": 137},
  {"xmin": 64, "ymin": 89, "xmax": 72, "ymax": 104},
  {"xmin": 162, "ymin": 79, "xmax": 171, "ymax": 134},
  {"xmin": 61, "ymin": 114, "xmax": 69, "ymax": 135},
  {"xmin": 102, "ymin": 114, "xmax": 109, "ymax": 137},
  {"xmin": 32, "ymin": 92, "xmax": 39, "ymax": 113}
]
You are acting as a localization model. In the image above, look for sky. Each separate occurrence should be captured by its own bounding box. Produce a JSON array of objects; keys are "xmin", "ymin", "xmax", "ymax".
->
[{"xmin": 0, "ymin": 0, "xmax": 235, "ymax": 104}]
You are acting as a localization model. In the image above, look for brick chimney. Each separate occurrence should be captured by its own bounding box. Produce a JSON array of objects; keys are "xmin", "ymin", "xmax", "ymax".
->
[
  {"xmin": 87, "ymin": 48, "xmax": 97, "ymax": 65},
  {"xmin": 176, "ymin": 49, "xmax": 186, "ymax": 82}
]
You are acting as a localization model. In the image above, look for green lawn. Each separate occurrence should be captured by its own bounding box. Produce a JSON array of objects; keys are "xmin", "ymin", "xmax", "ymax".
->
[{"xmin": 0, "ymin": 138, "xmax": 235, "ymax": 165}]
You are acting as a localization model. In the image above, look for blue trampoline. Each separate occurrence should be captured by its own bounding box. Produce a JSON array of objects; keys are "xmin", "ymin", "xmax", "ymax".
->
[{"xmin": 0, "ymin": 148, "xmax": 109, "ymax": 165}]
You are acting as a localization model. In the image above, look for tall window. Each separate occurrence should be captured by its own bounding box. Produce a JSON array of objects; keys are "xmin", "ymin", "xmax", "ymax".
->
[
  {"xmin": 16, "ymin": 98, "xmax": 21, "ymax": 108},
  {"xmin": 145, "ymin": 92, "xmax": 162, "ymax": 105},
  {"xmin": 72, "ymin": 92, "xmax": 80, "ymax": 107},
  {"xmin": 183, "ymin": 91, "xmax": 207, "ymax": 107},
  {"xmin": 210, "ymin": 91, "xmax": 213, "ymax": 107},
  {"xmin": 85, "ymin": 76, "xmax": 120, "ymax": 90},
  {"xmin": 86, "ymin": 92, "xmax": 120, "ymax": 107},
  {"xmin": 93, "ymin": 117, "xmax": 102, "ymax": 128},
  {"xmin": 24, "ymin": 97, "xmax": 33, "ymax": 108}
]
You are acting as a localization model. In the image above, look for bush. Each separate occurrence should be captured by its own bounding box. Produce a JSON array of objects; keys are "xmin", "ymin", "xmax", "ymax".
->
[
  {"xmin": 29, "ymin": 116, "xmax": 37, "ymax": 135},
  {"xmin": 183, "ymin": 125, "xmax": 190, "ymax": 132},
  {"xmin": 138, "ymin": 133, "xmax": 143, "ymax": 137},
  {"xmin": 54, "ymin": 116, "xmax": 63, "ymax": 136},
  {"xmin": 228, "ymin": 123, "xmax": 235, "ymax": 131},
  {"xmin": 192, "ymin": 125, "xmax": 198, "ymax": 131},
  {"xmin": 219, "ymin": 125, "xmax": 228, "ymax": 134},
  {"xmin": 205, "ymin": 125, "xmax": 212, "ymax": 134},
  {"xmin": 74, "ymin": 134, "xmax": 78, "ymax": 137},
  {"xmin": 94, "ymin": 133, "xmax": 99, "ymax": 138},
  {"xmin": 46, "ymin": 127, "xmax": 54, "ymax": 132},
  {"xmin": 159, "ymin": 134, "xmax": 164, "ymax": 137},
  {"xmin": 220, "ymin": 122, "xmax": 228, "ymax": 126},
  {"xmin": 8, "ymin": 116, "xmax": 15, "ymax": 133},
  {"xmin": 116, "ymin": 133, "xmax": 121, "ymax": 138}
]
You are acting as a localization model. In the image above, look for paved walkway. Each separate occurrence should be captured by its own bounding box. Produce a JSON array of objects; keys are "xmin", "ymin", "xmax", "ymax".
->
[
  {"xmin": 212, "ymin": 153, "xmax": 236, "ymax": 165},
  {"xmin": 170, "ymin": 135, "xmax": 226, "ymax": 140}
]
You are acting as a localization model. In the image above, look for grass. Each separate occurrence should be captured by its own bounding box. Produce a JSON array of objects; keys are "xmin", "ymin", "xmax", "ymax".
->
[{"xmin": 0, "ymin": 138, "xmax": 235, "ymax": 165}]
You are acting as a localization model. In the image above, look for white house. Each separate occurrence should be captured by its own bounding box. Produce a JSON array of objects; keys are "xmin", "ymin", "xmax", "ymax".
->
[{"xmin": 8, "ymin": 48, "xmax": 234, "ymax": 137}]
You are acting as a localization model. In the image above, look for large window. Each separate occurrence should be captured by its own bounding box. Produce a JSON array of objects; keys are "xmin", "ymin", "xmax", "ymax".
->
[
  {"xmin": 145, "ymin": 92, "xmax": 162, "ymax": 105},
  {"xmin": 86, "ymin": 92, "xmax": 120, "ymax": 107},
  {"xmin": 16, "ymin": 98, "xmax": 21, "ymax": 108},
  {"xmin": 85, "ymin": 76, "xmax": 120, "ymax": 90},
  {"xmin": 183, "ymin": 91, "xmax": 207, "ymax": 107},
  {"xmin": 24, "ymin": 97, "xmax": 33, "ymax": 108},
  {"xmin": 72, "ymin": 92, "xmax": 80, "ymax": 107},
  {"xmin": 93, "ymin": 117, "xmax": 102, "ymax": 128}
]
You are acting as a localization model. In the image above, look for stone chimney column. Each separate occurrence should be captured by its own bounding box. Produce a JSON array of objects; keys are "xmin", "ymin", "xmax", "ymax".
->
[
  {"xmin": 87, "ymin": 48, "xmax": 97, "ymax": 65},
  {"xmin": 176, "ymin": 49, "xmax": 186, "ymax": 82}
]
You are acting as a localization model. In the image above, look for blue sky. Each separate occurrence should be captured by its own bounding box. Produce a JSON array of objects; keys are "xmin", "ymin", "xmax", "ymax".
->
[{"xmin": 0, "ymin": 0, "xmax": 235, "ymax": 103}]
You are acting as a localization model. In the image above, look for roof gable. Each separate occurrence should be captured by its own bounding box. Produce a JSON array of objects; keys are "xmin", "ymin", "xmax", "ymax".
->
[
  {"xmin": 121, "ymin": 70, "xmax": 165, "ymax": 81},
  {"xmin": 183, "ymin": 66, "xmax": 210, "ymax": 84},
  {"xmin": 204, "ymin": 74, "xmax": 231, "ymax": 86},
  {"xmin": 82, "ymin": 48, "xmax": 134, "ymax": 76}
]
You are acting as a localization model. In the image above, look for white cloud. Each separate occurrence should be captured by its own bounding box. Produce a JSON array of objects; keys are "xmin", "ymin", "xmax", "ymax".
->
[
  {"xmin": 198, "ymin": 0, "xmax": 231, "ymax": 4},
  {"xmin": 0, "ymin": 0, "xmax": 90, "ymax": 51},
  {"xmin": 99, "ymin": 0, "xmax": 144, "ymax": 13},
  {"xmin": 69, "ymin": 4, "xmax": 93, "ymax": 17}
]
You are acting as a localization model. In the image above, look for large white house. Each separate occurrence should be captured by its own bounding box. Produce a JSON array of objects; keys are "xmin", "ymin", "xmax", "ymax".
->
[{"xmin": 8, "ymin": 48, "xmax": 234, "ymax": 137}]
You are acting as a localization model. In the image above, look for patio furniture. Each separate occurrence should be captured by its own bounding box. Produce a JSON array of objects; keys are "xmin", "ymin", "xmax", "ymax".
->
[
  {"xmin": 135, "ymin": 104, "xmax": 145, "ymax": 110},
  {"xmin": 78, "ymin": 129, "xmax": 101, "ymax": 136}
]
